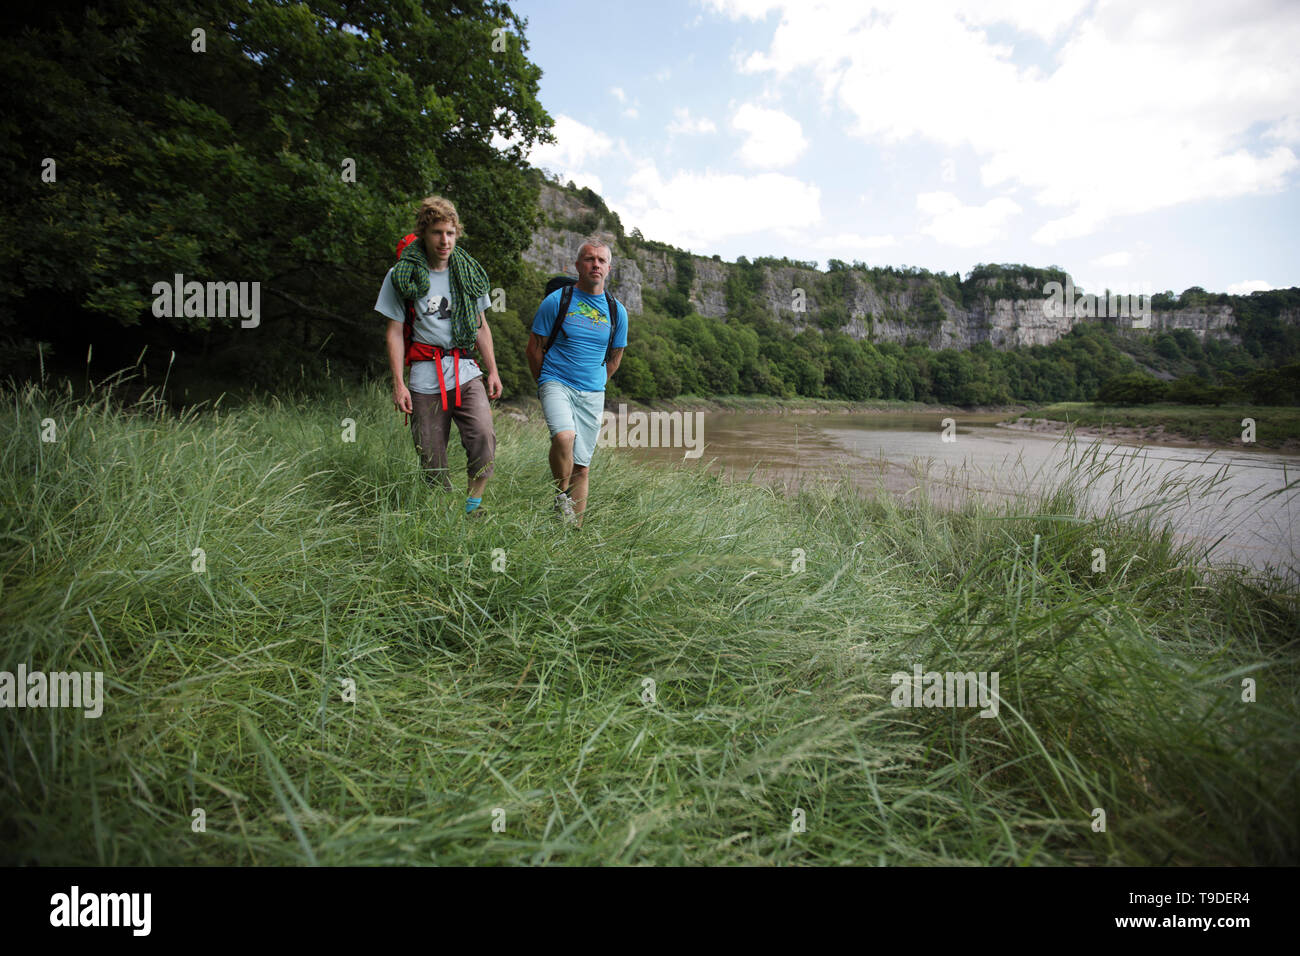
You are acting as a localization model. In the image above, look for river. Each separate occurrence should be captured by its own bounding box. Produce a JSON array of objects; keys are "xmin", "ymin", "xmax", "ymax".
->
[{"xmin": 608, "ymin": 409, "xmax": 1299, "ymax": 580}]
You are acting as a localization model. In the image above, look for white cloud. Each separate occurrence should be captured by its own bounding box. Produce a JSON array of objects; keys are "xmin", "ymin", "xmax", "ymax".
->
[
  {"xmin": 1071, "ymin": 276, "xmax": 1155, "ymax": 298},
  {"xmin": 940, "ymin": 158, "xmax": 956, "ymax": 183},
  {"xmin": 704, "ymin": 0, "xmax": 1089, "ymax": 39},
  {"xmin": 529, "ymin": 114, "xmax": 613, "ymax": 168},
  {"xmin": 668, "ymin": 108, "xmax": 718, "ymax": 136},
  {"xmin": 1090, "ymin": 250, "xmax": 1133, "ymax": 268},
  {"xmin": 917, "ymin": 191, "xmax": 1021, "ymax": 247},
  {"xmin": 801, "ymin": 231, "xmax": 898, "ymax": 261},
  {"xmin": 1226, "ymin": 279, "xmax": 1277, "ymax": 295},
  {"xmin": 563, "ymin": 172, "xmax": 605, "ymax": 194},
  {"xmin": 1265, "ymin": 114, "xmax": 1300, "ymax": 143},
  {"xmin": 731, "ymin": 103, "xmax": 808, "ymax": 168},
  {"xmin": 806, "ymin": 231, "xmax": 896, "ymax": 250},
  {"xmin": 526, "ymin": 114, "xmax": 613, "ymax": 189},
  {"xmin": 614, "ymin": 162, "xmax": 821, "ymax": 250},
  {"xmin": 612, "ymin": 88, "xmax": 640, "ymax": 118},
  {"xmin": 713, "ymin": 0, "xmax": 1300, "ymax": 243}
]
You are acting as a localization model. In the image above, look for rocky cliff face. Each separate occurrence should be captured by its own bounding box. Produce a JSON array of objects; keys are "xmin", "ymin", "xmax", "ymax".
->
[
  {"xmin": 522, "ymin": 183, "xmax": 1246, "ymax": 350},
  {"xmin": 523, "ymin": 227, "xmax": 647, "ymax": 315}
]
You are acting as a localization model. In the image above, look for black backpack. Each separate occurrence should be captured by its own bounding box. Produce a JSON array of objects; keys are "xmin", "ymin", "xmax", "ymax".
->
[{"xmin": 542, "ymin": 276, "xmax": 621, "ymax": 366}]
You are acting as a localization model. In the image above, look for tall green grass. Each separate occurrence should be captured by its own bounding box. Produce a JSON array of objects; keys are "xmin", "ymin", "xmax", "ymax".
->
[{"xmin": 1, "ymin": 374, "xmax": 1297, "ymax": 865}]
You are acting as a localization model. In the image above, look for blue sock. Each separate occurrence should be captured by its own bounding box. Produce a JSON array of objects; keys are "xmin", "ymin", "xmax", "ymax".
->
[{"xmin": 465, "ymin": 496, "xmax": 482, "ymax": 513}]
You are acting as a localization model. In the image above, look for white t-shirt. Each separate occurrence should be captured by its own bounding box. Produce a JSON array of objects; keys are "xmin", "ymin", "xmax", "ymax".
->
[{"xmin": 375, "ymin": 265, "xmax": 490, "ymax": 395}]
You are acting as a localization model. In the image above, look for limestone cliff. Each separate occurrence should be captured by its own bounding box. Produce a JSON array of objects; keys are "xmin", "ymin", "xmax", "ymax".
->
[{"xmin": 522, "ymin": 182, "xmax": 1259, "ymax": 350}]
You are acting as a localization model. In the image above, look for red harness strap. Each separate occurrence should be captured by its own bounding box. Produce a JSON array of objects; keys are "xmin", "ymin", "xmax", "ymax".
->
[
  {"xmin": 406, "ymin": 341, "xmax": 477, "ymax": 410},
  {"xmin": 401, "ymin": 298, "xmax": 477, "ymax": 419}
]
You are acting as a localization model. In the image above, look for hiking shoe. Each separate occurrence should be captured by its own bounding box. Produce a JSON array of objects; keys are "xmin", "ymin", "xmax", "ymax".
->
[{"xmin": 554, "ymin": 492, "xmax": 576, "ymax": 524}]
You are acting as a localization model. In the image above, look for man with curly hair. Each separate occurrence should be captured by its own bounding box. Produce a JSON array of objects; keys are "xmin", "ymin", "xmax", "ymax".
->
[{"xmin": 376, "ymin": 196, "xmax": 503, "ymax": 514}]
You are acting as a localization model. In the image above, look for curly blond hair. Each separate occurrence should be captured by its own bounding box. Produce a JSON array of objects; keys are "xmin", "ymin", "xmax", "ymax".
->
[{"xmin": 416, "ymin": 196, "xmax": 464, "ymax": 237}]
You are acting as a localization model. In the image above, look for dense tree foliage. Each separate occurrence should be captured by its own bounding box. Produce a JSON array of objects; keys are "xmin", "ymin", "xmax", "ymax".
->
[
  {"xmin": 1094, "ymin": 372, "xmax": 1168, "ymax": 405},
  {"xmin": 1, "ymin": 0, "xmax": 551, "ymax": 383}
]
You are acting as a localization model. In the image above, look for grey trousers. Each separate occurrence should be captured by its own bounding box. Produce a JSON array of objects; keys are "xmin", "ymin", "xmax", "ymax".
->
[{"xmin": 409, "ymin": 376, "xmax": 496, "ymax": 490}]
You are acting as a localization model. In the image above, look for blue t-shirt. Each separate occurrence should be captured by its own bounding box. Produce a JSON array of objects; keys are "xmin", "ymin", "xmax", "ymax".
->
[{"xmin": 532, "ymin": 287, "xmax": 629, "ymax": 392}]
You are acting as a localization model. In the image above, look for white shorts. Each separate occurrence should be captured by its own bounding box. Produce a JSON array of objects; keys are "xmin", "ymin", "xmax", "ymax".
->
[{"xmin": 538, "ymin": 378, "xmax": 604, "ymax": 467}]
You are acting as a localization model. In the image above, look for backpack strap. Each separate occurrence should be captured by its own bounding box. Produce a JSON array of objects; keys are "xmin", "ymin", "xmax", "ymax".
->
[
  {"xmin": 544, "ymin": 284, "xmax": 574, "ymax": 353},
  {"xmin": 603, "ymin": 292, "xmax": 619, "ymax": 366}
]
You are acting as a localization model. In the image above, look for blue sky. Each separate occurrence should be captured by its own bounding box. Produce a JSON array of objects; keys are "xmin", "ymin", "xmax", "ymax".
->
[{"xmin": 506, "ymin": 0, "xmax": 1299, "ymax": 296}]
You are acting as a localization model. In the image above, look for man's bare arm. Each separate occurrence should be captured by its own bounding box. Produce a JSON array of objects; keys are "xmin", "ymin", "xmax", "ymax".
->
[
  {"xmin": 475, "ymin": 313, "xmax": 503, "ymax": 398},
  {"xmin": 605, "ymin": 347, "xmax": 624, "ymax": 381},
  {"xmin": 477, "ymin": 314, "xmax": 496, "ymax": 369},
  {"xmin": 526, "ymin": 332, "xmax": 546, "ymax": 381},
  {"xmin": 386, "ymin": 320, "xmax": 411, "ymax": 413}
]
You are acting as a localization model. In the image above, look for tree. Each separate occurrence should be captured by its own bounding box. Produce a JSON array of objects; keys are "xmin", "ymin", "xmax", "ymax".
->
[
  {"xmin": 1171, "ymin": 328, "xmax": 1203, "ymax": 360},
  {"xmin": 1166, "ymin": 375, "xmax": 1216, "ymax": 405},
  {"xmin": 1241, "ymin": 363, "xmax": 1300, "ymax": 406},
  {"xmin": 0, "ymin": 0, "xmax": 552, "ymax": 385},
  {"xmin": 826, "ymin": 334, "xmax": 875, "ymax": 400},
  {"xmin": 1094, "ymin": 372, "xmax": 1167, "ymax": 405},
  {"xmin": 609, "ymin": 354, "xmax": 656, "ymax": 404},
  {"xmin": 1154, "ymin": 332, "xmax": 1183, "ymax": 361}
]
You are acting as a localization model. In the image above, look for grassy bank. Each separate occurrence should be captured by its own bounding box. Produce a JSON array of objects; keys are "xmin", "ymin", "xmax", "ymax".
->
[
  {"xmin": 1026, "ymin": 402, "xmax": 1300, "ymax": 449},
  {"xmin": 2, "ymin": 376, "xmax": 1298, "ymax": 865}
]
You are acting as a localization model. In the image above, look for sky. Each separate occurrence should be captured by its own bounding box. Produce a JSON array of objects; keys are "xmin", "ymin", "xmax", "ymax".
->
[{"xmin": 504, "ymin": 0, "xmax": 1300, "ymax": 296}]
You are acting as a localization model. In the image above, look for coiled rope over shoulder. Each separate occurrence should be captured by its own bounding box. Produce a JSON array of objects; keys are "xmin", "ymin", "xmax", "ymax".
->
[{"xmin": 391, "ymin": 241, "xmax": 489, "ymax": 348}]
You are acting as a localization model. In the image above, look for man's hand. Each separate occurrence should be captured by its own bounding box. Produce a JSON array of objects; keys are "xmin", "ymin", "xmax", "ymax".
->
[
  {"xmin": 485, "ymin": 371, "xmax": 503, "ymax": 399},
  {"xmin": 393, "ymin": 383, "xmax": 413, "ymax": 415}
]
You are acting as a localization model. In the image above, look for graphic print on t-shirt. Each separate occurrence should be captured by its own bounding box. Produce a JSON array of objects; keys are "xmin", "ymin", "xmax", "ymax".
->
[
  {"xmin": 569, "ymin": 299, "xmax": 608, "ymax": 327},
  {"xmin": 423, "ymin": 295, "xmax": 451, "ymax": 321}
]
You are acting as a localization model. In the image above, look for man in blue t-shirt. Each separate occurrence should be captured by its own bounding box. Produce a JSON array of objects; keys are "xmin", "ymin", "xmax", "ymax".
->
[{"xmin": 526, "ymin": 237, "xmax": 629, "ymax": 527}]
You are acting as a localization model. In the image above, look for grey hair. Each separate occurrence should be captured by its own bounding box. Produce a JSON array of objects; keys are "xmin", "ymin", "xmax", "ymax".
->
[{"xmin": 575, "ymin": 236, "xmax": 613, "ymax": 263}]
